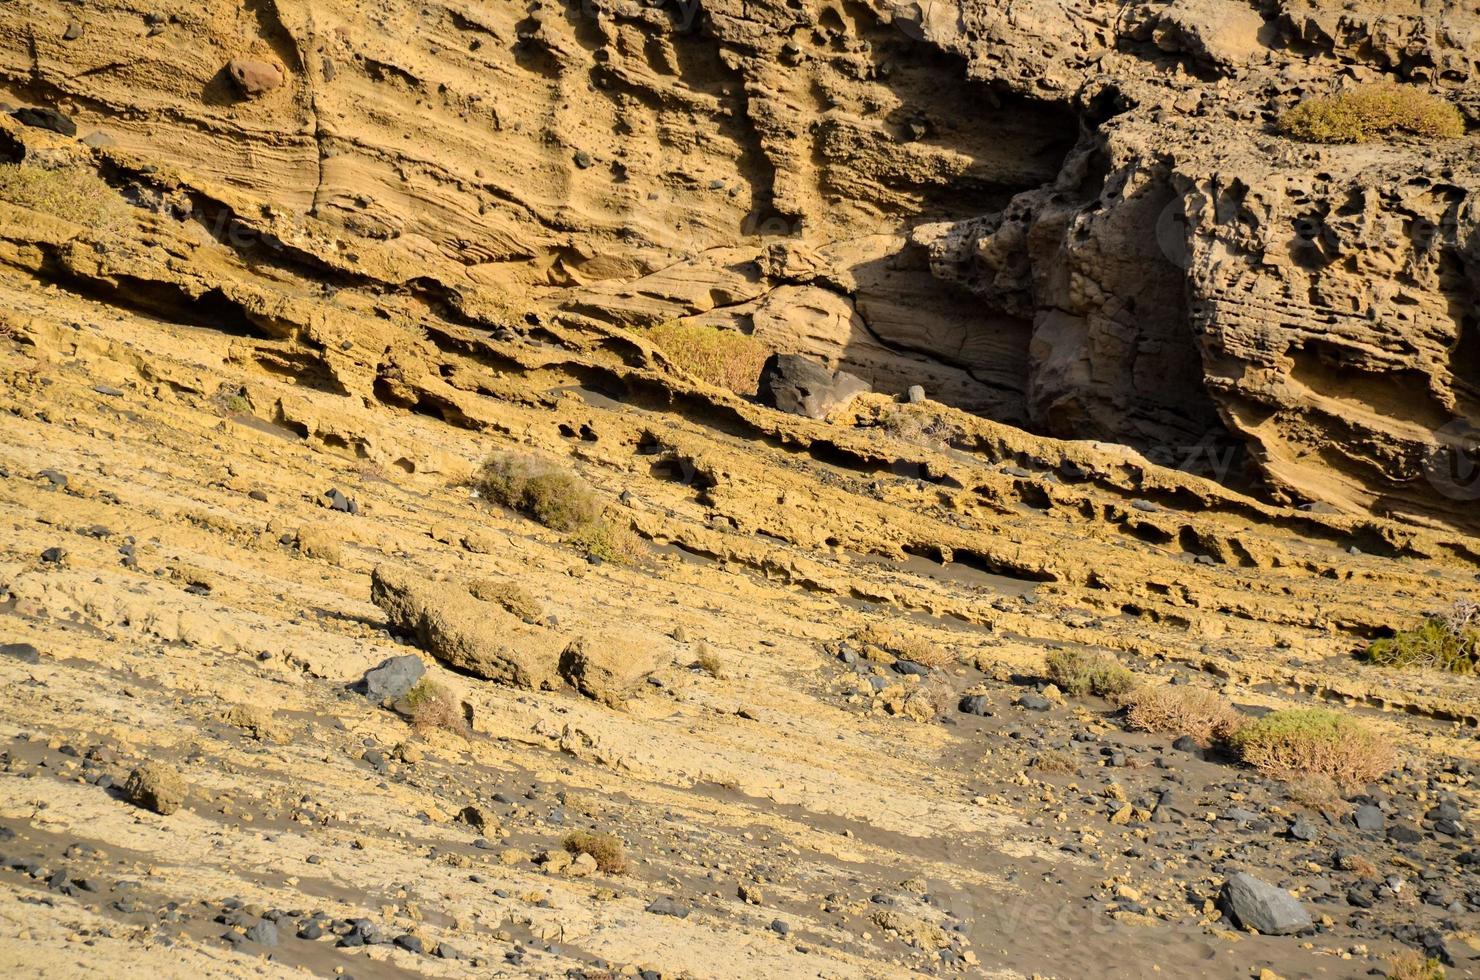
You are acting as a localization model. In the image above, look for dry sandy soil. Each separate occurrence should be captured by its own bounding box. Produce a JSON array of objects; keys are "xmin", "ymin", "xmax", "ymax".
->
[{"xmin": 0, "ymin": 1, "xmax": 1478, "ymax": 978}]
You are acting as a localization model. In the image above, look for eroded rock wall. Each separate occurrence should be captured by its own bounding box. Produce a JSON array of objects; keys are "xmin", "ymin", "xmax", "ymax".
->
[{"xmin": 0, "ymin": 0, "xmax": 1476, "ymax": 528}]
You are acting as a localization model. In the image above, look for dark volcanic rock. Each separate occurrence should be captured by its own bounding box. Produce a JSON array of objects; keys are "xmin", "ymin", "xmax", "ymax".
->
[
  {"xmin": 360, "ymin": 654, "xmax": 425, "ymax": 702},
  {"xmin": 1219, "ymin": 872, "xmax": 1312, "ymax": 935},
  {"xmin": 12, "ymin": 106, "xmax": 77, "ymax": 137},
  {"xmin": 756, "ymin": 353, "xmax": 870, "ymax": 420}
]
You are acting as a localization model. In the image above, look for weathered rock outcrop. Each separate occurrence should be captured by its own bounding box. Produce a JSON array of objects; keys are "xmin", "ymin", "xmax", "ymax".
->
[
  {"xmin": 370, "ymin": 565, "xmax": 562, "ymax": 688},
  {"xmin": 0, "ymin": 0, "xmax": 1474, "ymax": 532}
]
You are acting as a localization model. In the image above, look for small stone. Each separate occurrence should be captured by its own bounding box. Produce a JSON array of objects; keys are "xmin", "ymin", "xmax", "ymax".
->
[
  {"xmin": 906, "ymin": 384, "xmax": 926, "ymax": 404},
  {"xmin": 1016, "ymin": 692, "xmax": 1051, "ymax": 712},
  {"xmin": 1289, "ymin": 816, "xmax": 1319, "ymax": 842},
  {"xmin": 958, "ymin": 695, "xmax": 991, "ymax": 716},
  {"xmin": 1353, "ymin": 804, "xmax": 1385, "ymax": 832}
]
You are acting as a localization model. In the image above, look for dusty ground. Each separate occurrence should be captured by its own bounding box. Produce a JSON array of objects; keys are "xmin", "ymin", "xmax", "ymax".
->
[
  {"xmin": 0, "ymin": 240, "xmax": 1476, "ymax": 978},
  {"xmin": 0, "ymin": 8, "xmax": 1475, "ymax": 971}
]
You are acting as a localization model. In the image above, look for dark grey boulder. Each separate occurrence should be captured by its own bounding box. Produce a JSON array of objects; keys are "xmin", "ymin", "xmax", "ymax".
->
[
  {"xmin": 360, "ymin": 654, "xmax": 425, "ymax": 701},
  {"xmin": 958, "ymin": 695, "xmax": 991, "ymax": 716},
  {"xmin": 12, "ymin": 106, "xmax": 76, "ymax": 137},
  {"xmin": 1219, "ymin": 872, "xmax": 1312, "ymax": 935},
  {"xmin": 756, "ymin": 353, "xmax": 870, "ymax": 420}
]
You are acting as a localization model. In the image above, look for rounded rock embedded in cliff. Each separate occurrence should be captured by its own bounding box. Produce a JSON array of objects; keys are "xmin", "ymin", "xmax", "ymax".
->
[{"xmin": 227, "ymin": 59, "xmax": 284, "ymax": 98}]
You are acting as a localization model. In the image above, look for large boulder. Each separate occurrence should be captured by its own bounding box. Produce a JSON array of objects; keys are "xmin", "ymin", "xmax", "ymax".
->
[
  {"xmin": 559, "ymin": 635, "xmax": 662, "ymax": 707},
  {"xmin": 756, "ymin": 353, "xmax": 870, "ymax": 420},
  {"xmin": 1219, "ymin": 873, "xmax": 1312, "ymax": 936},
  {"xmin": 123, "ymin": 762, "xmax": 187, "ymax": 815},
  {"xmin": 11, "ymin": 106, "xmax": 76, "ymax": 137},
  {"xmin": 370, "ymin": 565, "xmax": 561, "ymax": 688}
]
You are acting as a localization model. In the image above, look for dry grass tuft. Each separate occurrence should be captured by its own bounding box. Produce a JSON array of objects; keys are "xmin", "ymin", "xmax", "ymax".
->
[
  {"xmin": 1367, "ymin": 599, "xmax": 1479, "ymax": 674},
  {"xmin": 1032, "ymin": 750, "xmax": 1079, "ymax": 775},
  {"xmin": 563, "ymin": 830, "xmax": 628, "ymax": 874},
  {"xmin": 915, "ymin": 675, "xmax": 959, "ymax": 718},
  {"xmin": 694, "ymin": 642, "xmax": 725, "ymax": 679},
  {"xmin": 1284, "ymin": 774, "xmax": 1352, "ymax": 822},
  {"xmin": 1279, "ymin": 85, "xmax": 1464, "ymax": 143},
  {"xmin": 645, "ymin": 321, "xmax": 771, "ymax": 394},
  {"xmin": 1229, "ymin": 708, "xmax": 1394, "ymax": 788},
  {"xmin": 475, "ymin": 452, "xmax": 600, "ymax": 532},
  {"xmin": 1045, "ymin": 649, "xmax": 1136, "ymax": 701},
  {"xmin": 0, "ymin": 162, "xmax": 131, "ymax": 231},
  {"xmin": 402, "ymin": 679, "xmax": 468, "ymax": 739},
  {"xmin": 1122, "ymin": 684, "xmax": 1244, "ymax": 744},
  {"xmin": 1387, "ymin": 950, "xmax": 1447, "ymax": 980}
]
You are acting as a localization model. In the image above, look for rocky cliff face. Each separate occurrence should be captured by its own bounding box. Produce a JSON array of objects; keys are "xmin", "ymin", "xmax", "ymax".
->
[
  {"xmin": 3, "ymin": 4, "xmax": 1480, "ymax": 977},
  {"xmin": 1, "ymin": 0, "xmax": 1475, "ymax": 528}
]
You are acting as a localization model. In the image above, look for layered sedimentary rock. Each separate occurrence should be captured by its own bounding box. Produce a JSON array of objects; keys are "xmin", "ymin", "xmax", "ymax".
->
[{"xmin": 0, "ymin": 0, "xmax": 1475, "ymax": 529}]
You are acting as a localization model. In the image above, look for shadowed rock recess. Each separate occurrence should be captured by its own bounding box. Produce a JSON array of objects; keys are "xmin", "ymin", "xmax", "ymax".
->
[{"xmin": 0, "ymin": 1, "xmax": 1477, "ymax": 978}]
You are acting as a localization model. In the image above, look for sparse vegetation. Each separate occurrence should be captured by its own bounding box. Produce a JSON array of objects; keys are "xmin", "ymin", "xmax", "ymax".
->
[
  {"xmin": 1367, "ymin": 599, "xmax": 1478, "ymax": 674},
  {"xmin": 0, "ymin": 162, "xmax": 130, "ymax": 231},
  {"xmin": 563, "ymin": 830, "xmax": 628, "ymax": 874},
  {"xmin": 568, "ymin": 511, "xmax": 644, "ymax": 565},
  {"xmin": 1032, "ymin": 750, "xmax": 1079, "ymax": 775},
  {"xmin": 915, "ymin": 675, "xmax": 958, "ymax": 718},
  {"xmin": 879, "ymin": 407, "xmax": 962, "ymax": 450},
  {"xmin": 402, "ymin": 679, "xmax": 468, "ymax": 738},
  {"xmin": 1387, "ymin": 950, "xmax": 1447, "ymax": 980},
  {"xmin": 476, "ymin": 452, "xmax": 600, "ymax": 532},
  {"xmin": 1045, "ymin": 649, "xmax": 1136, "ymax": 701},
  {"xmin": 644, "ymin": 321, "xmax": 771, "ymax": 394},
  {"xmin": 1122, "ymin": 684, "xmax": 1244, "ymax": 744},
  {"xmin": 1229, "ymin": 708, "xmax": 1394, "ymax": 788},
  {"xmin": 1285, "ymin": 774, "xmax": 1352, "ymax": 821},
  {"xmin": 1279, "ymin": 85, "xmax": 1465, "ymax": 143},
  {"xmin": 694, "ymin": 642, "xmax": 725, "ymax": 679}
]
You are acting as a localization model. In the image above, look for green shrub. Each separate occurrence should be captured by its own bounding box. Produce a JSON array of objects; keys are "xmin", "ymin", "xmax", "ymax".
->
[
  {"xmin": 568, "ymin": 512, "xmax": 644, "ymax": 565},
  {"xmin": 476, "ymin": 452, "xmax": 600, "ymax": 531},
  {"xmin": 1367, "ymin": 600, "xmax": 1478, "ymax": 674},
  {"xmin": 1045, "ymin": 648, "xmax": 1136, "ymax": 700},
  {"xmin": 401, "ymin": 679, "xmax": 467, "ymax": 738},
  {"xmin": 0, "ymin": 162, "xmax": 130, "ymax": 231},
  {"xmin": 1228, "ymin": 708, "xmax": 1394, "ymax": 788},
  {"xmin": 1279, "ymin": 85, "xmax": 1465, "ymax": 143},
  {"xmin": 645, "ymin": 322, "xmax": 771, "ymax": 394},
  {"xmin": 563, "ymin": 830, "xmax": 628, "ymax": 874}
]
